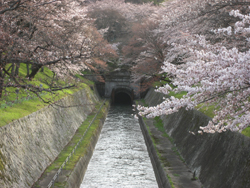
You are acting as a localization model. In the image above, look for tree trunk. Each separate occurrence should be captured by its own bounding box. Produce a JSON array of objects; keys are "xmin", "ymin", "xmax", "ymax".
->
[
  {"xmin": 11, "ymin": 63, "xmax": 15, "ymax": 77},
  {"xmin": 26, "ymin": 64, "xmax": 30, "ymax": 77},
  {"xmin": 27, "ymin": 64, "xmax": 42, "ymax": 80},
  {"xmin": 15, "ymin": 63, "xmax": 19, "ymax": 76},
  {"xmin": 0, "ymin": 70, "xmax": 4, "ymax": 98}
]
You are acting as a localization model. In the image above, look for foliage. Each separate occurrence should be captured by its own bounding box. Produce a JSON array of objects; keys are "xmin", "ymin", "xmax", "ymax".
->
[
  {"xmin": 138, "ymin": 5, "xmax": 250, "ymax": 134},
  {"xmin": 87, "ymin": 0, "xmax": 157, "ymax": 23},
  {"xmin": 125, "ymin": 0, "xmax": 164, "ymax": 5},
  {"xmin": 123, "ymin": 20, "xmax": 165, "ymax": 76},
  {"xmin": 88, "ymin": 8, "xmax": 128, "ymax": 42},
  {"xmin": 0, "ymin": 0, "xmax": 116, "ymax": 102}
]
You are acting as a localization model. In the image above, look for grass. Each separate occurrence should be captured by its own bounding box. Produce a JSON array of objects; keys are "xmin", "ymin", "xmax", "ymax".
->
[
  {"xmin": 195, "ymin": 103, "xmax": 250, "ymax": 137},
  {"xmin": 168, "ymin": 91, "xmax": 187, "ymax": 99},
  {"xmin": 154, "ymin": 116, "xmax": 184, "ymax": 162},
  {"xmin": 0, "ymin": 63, "xmax": 94, "ymax": 127},
  {"xmin": 143, "ymin": 116, "xmax": 171, "ymax": 168},
  {"xmin": 242, "ymin": 127, "xmax": 250, "ymax": 137},
  {"xmin": 154, "ymin": 116, "xmax": 165, "ymax": 133},
  {"xmin": 167, "ymin": 174, "xmax": 175, "ymax": 188},
  {"xmin": 195, "ymin": 103, "xmax": 215, "ymax": 118},
  {"xmin": 45, "ymin": 101, "xmax": 109, "ymax": 173}
]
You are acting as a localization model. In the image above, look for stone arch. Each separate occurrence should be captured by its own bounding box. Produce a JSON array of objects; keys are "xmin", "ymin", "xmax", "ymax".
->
[{"xmin": 111, "ymin": 86, "xmax": 134, "ymax": 104}]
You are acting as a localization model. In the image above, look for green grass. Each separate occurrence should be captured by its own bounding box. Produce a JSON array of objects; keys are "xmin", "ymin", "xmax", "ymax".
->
[
  {"xmin": 142, "ymin": 105, "xmax": 176, "ymax": 187},
  {"xmin": 195, "ymin": 103, "xmax": 250, "ymax": 137},
  {"xmin": 167, "ymin": 174, "xmax": 175, "ymax": 188},
  {"xmin": 0, "ymin": 63, "xmax": 94, "ymax": 127},
  {"xmin": 242, "ymin": 127, "xmax": 250, "ymax": 137},
  {"xmin": 0, "ymin": 85, "xmax": 89, "ymax": 127},
  {"xmin": 195, "ymin": 103, "xmax": 215, "ymax": 118},
  {"xmin": 154, "ymin": 116, "xmax": 184, "ymax": 163},
  {"xmin": 154, "ymin": 116, "xmax": 174, "ymax": 143},
  {"xmin": 154, "ymin": 116, "xmax": 165, "ymax": 132},
  {"xmin": 168, "ymin": 91, "xmax": 187, "ymax": 99},
  {"xmin": 171, "ymin": 146, "xmax": 185, "ymax": 163}
]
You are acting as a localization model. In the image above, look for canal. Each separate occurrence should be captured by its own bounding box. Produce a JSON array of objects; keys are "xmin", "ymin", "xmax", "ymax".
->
[{"xmin": 80, "ymin": 104, "xmax": 158, "ymax": 187}]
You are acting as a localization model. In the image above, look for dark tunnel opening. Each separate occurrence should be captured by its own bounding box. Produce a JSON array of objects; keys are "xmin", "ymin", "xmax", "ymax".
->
[{"xmin": 114, "ymin": 92, "xmax": 132, "ymax": 105}]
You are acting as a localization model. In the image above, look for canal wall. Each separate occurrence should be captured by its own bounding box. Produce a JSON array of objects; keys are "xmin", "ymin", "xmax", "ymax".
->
[
  {"xmin": 65, "ymin": 105, "xmax": 108, "ymax": 188},
  {"xmin": 138, "ymin": 116, "xmax": 171, "ymax": 188},
  {"xmin": 0, "ymin": 87, "xmax": 99, "ymax": 188},
  {"xmin": 143, "ymin": 88, "xmax": 250, "ymax": 188}
]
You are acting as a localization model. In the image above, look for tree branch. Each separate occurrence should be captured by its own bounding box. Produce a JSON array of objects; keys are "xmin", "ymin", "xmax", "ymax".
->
[{"xmin": 0, "ymin": 0, "xmax": 21, "ymax": 14}]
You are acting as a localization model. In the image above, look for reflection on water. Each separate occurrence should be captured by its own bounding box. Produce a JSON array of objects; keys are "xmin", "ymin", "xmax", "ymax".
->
[{"xmin": 80, "ymin": 105, "xmax": 158, "ymax": 188}]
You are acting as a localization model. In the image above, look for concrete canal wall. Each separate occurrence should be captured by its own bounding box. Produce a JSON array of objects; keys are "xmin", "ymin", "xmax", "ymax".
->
[
  {"xmin": 0, "ymin": 87, "xmax": 99, "ymax": 188},
  {"xmin": 143, "ymin": 88, "xmax": 250, "ymax": 188}
]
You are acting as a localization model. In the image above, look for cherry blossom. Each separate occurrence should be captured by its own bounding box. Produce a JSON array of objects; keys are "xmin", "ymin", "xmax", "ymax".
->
[
  {"xmin": 138, "ymin": 8, "xmax": 250, "ymax": 133},
  {"xmin": 0, "ymin": 0, "xmax": 116, "ymax": 99}
]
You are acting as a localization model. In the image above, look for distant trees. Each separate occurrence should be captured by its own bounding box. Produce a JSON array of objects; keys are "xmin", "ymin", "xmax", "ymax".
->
[
  {"xmin": 88, "ymin": 8, "xmax": 129, "ymax": 42},
  {"xmin": 125, "ymin": 0, "xmax": 164, "ymax": 5},
  {"xmin": 138, "ymin": 0, "xmax": 250, "ymax": 133},
  {"xmin": 122, "ymin": 19, "xmax": 166, "ymax": 81},
  {"xmin": 87, "ymin": 0, "xmax": 160, "ymax": 90}
]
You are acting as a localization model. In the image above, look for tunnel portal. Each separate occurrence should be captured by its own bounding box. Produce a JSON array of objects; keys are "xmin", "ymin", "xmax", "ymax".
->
[
  {"xmin": 104, "ymin": 70, "xmax": 140, "ymax": 103},
  {"xmin": 112, "ymin": 88, "xmax": 133, "ymax": 105}
]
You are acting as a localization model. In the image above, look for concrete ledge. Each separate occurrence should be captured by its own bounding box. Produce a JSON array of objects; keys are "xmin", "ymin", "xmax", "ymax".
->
[
  {"xmin": 65, "ymin": 118, "xmax": 106, "ymax": 188},
  {"xmin": 138, "ymin": 116, "xmax": 171, "ymax": 188}
]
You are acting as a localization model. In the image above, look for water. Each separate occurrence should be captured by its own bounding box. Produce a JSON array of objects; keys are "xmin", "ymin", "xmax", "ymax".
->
[{"xmin": 80, "ymin": 105, "xmax": 158, "ymax": 188}]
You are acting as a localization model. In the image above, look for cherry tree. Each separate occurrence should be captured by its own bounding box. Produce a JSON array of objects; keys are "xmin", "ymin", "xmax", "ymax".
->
[
  {"xmin": 87, "ymin": 0, "xmax": 157, "ymax": 23},
  {"xmin": 0, "ymin": 0, "xmax": 116, "ymax": 101},
  {"xmin": 138, "ymin": 8, "xmax": 250, "ymax": 133},
  {"xmin": 122, "ymin": 19, "xmax": 167, "ymax": 93}
]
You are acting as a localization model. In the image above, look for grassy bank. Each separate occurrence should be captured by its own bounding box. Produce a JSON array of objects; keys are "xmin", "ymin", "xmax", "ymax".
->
[{"xmin": 0, "ymin": 64, "xmax": 94, "ymax": 127}]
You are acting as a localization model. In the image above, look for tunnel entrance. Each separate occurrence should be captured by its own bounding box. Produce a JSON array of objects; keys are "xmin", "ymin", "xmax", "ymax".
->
[
  {"xmin": 114, "ymin": 92, "xmax": 132, "ymax": 105},
  {"xmin": 111, "ymin": 88, "xmax": 133, "ymax": 105}
]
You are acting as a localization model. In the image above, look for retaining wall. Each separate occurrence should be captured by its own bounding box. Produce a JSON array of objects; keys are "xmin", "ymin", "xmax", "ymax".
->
[
  {"xmin": 138, "ymin": 116, "xmax": 171, "ymax": 188},
  {"xmin": 0, "ymin": 87, "xmax": 99, "ymax": 188},
  {"xmin": 144, "ymin": 88, "xmax": 250, "ymax": 188},
  {"xmin": 65, "ymin": 105, "xmax": 108, "ymax": 188}
]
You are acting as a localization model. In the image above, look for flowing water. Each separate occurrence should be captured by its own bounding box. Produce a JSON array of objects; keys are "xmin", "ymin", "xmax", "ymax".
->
[{"xmin": 80, "ymin": 105, "xmax": 158, "ymax": 188}]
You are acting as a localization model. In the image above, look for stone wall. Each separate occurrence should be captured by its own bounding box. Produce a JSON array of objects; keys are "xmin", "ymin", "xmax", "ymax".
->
[
  {"xmin": 144, "ymin": 88, "xmax": 250, "ymax": 188},
  {"xmin": 0, "ymin": 88, "xmax": 99, "ymax": 188}
]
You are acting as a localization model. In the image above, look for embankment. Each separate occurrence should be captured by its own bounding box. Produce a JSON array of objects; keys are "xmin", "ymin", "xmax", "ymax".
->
[
  {"xmin": 143, "ymin": 88, "xmax": 250, "ymax": 188},
  {"xmin": 0, "ymin": 87, "xmax": 99, "ymax": 188}
]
